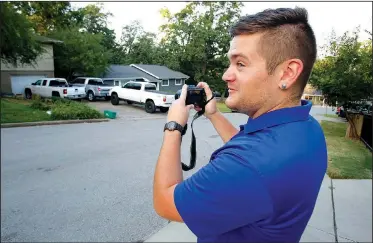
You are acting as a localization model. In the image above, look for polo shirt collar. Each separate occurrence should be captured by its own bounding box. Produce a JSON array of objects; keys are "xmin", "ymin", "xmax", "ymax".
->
[{"xmin": 240, "ymin": 99, "xmax": 312, "ymax": 134}]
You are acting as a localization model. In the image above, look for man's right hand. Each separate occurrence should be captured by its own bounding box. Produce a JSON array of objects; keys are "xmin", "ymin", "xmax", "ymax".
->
[{"xmin": 195, "ymin": 82, "xmax": 218, "ymax": 119}]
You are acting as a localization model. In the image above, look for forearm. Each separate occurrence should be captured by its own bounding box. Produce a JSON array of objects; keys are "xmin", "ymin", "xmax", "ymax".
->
[
  {"xmin": 153, "ymin": 131, "xmax": 183, "ymax": 209},
  {"xmin": 209, "ymin": 111, "xmax": 239, "ymax": 143}
]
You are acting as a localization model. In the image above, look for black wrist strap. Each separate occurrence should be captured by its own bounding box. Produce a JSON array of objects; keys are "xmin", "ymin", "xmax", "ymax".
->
[{"xmin": 181, "ymin": 94, "xmax": 215, "ymax": 171}]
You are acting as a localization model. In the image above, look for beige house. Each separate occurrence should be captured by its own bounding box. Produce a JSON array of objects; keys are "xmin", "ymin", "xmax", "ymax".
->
[
  {"xmin": 302, "ymin": 84, "xmax": 323, "ymax": 105},
  {"xmin": 1, "ymin": 36, "xmax": 62, "ymax": 95}
]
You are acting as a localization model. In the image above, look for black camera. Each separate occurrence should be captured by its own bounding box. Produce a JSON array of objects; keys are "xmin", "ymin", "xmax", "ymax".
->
[{"xmin": 185, "ymin": 87, "xmax": 206, "ymax": 108}]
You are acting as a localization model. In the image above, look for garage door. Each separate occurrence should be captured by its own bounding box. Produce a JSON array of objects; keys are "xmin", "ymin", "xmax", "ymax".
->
[{"xmin": 10, "ymin": 75, "xmax": 46, "ymax": 95}]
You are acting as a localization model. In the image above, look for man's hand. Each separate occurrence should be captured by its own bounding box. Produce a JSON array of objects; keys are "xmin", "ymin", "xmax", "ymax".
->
[
  {"xmin": 167, "ymin": 84, "xmax": 194, "ymax": 126},
  {"xmin": 196, "ymin": 82, "xmax": 218, "ymax": 119}
]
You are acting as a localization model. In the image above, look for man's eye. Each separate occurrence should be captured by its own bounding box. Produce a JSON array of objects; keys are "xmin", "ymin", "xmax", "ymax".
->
[{"xmin": 237, "ymin": 62, "xmax": 245, "ymax": 67}]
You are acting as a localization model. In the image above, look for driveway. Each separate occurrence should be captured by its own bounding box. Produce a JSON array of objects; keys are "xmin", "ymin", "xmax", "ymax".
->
[{"xmin": 85, "ymin": 100, "xmax": 168, "ymax": 120}]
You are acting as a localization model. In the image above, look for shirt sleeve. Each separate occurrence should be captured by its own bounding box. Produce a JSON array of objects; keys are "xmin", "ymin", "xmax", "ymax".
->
[{"xmin": 174, "ymin": 151, "xmax": 273, "ymax": 239}]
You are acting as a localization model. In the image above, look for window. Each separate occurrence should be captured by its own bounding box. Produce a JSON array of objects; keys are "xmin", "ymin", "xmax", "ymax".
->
[
  {"xmin": 103, "ymin": 80, "xmax": 114, "ymax": 86},
  {"xmin": 88, "ymin": 79, "xmax": 103, "ymax": 85},
  {"xmin": 114, "ymin": 81, "xmax": 119, "ymax": 86},
  {"xmin": 132, "ymin": 83, "xmax": 142, "ymax": 90},
  {"xmin": 123, "ymin": 82, "xmax": 133, "ymax": 89},
  {"xmin": 49, "ymin": 80, "xmax": 67, "ymax": 87},
  {"xmin": 42, "ymin": 80, "xmax": 48, "ymax": 86},
  {"xmin": 34, "ymin": 80, "xmax": 42, "ymax": 86},
  {"xmin": 145, "ymin": 84, "xmax": 156, "ymax": 91},
  {"xmin": 162, "ymin": 79, "xmax": 169, "ymax": 86},
  {"xmin": 175, "ymin": 79, "xmax": 182, "ymax": 85}
]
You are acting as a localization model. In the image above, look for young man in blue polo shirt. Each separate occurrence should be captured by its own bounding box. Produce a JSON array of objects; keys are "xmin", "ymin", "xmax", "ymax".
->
[{"xmin": 153, "ymin": 7, "xmax": 328, "ymax": 242}]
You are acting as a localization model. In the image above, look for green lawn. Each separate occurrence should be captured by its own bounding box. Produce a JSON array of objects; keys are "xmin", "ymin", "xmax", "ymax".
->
[
  {"xmin": 1, "ymin": 98, "xmax": 51, "ymax": 123},
  {"xmin": 217, "ymin": 101, "xmax": 232, "ymax": 113},
  {"xmin": 323, "ymin": 114, "xmax": 338, "ymax": 118},
  {"xmin": 321, "ymin": 120, "xmax": 372, "ymax": 179}
]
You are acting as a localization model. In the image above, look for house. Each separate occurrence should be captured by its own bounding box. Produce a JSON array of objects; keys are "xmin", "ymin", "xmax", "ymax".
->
[
  {"xmin": 0, "ymin": 36, "xmax": 62, "ymax": 95},
  {"xmin": 302, "ymin": 84, "xmax": 324, "ymax": 104},
  {"xmin": 101, "ymin": 64, "xmax": 189, "ymax": 94}
]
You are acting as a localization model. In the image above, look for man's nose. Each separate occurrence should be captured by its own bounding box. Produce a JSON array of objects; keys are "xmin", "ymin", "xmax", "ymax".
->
[{"xmin": 222, "ymin": 67, "xmax": 235, "ymax": 83}]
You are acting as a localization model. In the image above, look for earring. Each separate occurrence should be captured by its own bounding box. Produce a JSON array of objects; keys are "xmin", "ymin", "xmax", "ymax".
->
[{"xmin": 281, "ymin": 83, "xmax": 287, "ymax": 90}]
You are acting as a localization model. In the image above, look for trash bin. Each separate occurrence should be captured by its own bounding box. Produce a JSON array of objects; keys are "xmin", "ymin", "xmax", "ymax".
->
[{"xmin": 104, "ymin": 110, "xmax": 117, "ymax": 119}]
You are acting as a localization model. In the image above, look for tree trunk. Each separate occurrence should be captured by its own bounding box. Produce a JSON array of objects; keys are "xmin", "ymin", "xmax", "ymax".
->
[{"xmin": 345, "ymin": 112, "xmax": 364, "ymax": 140}]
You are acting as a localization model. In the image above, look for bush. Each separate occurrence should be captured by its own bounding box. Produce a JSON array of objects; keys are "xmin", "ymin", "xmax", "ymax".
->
[
  {"xmin": 30, "ymin": 100, "xmax": 51, "ymax": 111},
  {"xmin": 50, "ymin": 101, "xmax": 104, "ymax": 120}
]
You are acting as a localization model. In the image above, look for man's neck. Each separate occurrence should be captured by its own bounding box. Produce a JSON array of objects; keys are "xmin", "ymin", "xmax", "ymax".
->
[{"xmin": 250, "ymin": 97, "xmax": 302, "ymax": 119}]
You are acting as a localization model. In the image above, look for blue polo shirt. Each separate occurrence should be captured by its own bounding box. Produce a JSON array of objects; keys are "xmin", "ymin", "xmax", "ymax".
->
[{"xmin": 174, "ymin": 100, "xmax": 328, "ymax": 242}]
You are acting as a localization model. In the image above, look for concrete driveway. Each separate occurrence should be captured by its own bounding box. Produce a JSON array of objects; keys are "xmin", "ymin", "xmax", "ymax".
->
[{"xmin": 85, "ymin": 100, "xmax": 168, "ymax": 120}]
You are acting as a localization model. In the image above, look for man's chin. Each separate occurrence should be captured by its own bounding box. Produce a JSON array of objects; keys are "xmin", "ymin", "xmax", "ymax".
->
[{"xmin": 225, "ymin": 98, "xmax": 238, "ymax": 111}]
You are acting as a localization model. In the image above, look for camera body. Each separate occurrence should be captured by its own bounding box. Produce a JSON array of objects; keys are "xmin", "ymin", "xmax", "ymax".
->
[{"xmin": 185, "ymin": 87, "xmax": 206, "ymax": 108}]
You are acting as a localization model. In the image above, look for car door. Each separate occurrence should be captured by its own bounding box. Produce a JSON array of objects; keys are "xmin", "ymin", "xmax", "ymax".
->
[
  {"xmin": 31, "ymin": 80, "xmax": 42, "ymax": 95},
  {"xmin": 40, "ymin": 79, "xmax": 49, "ymax": 97},
  {"xmin": 119, "ymin": 82, "xmax": 133, "ymax": 100},
  {"xmin": 131, "ymin": 83, "xmax": 142, "ymax": 102}
]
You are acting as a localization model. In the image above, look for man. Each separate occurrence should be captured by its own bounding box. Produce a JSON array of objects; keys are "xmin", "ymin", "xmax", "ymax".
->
[{"xmin": 153, "ymin": 7, "xmax": 327, "ymax": 243}]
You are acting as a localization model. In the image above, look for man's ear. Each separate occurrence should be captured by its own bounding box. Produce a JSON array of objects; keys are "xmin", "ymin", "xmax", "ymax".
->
[{"xmin": 277, "ymin": 59, "xmax": 303, "ymax": 90}]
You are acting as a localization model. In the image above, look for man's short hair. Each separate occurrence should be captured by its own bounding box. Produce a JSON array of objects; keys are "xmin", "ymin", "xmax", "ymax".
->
[{"xmin": 229, "ymin": 7, "xmax": 317, "ymax": 96}]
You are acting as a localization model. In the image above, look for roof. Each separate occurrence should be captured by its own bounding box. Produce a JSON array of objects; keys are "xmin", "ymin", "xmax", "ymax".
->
[
  {"xmin": 130, "ymin": 64, "xmax": 189, "ymax": 79},
  {"xmin": 101, "ymin": 65, "xmax": 160, "ymax": 83},
  {"xmin": 35, "ymin": 36, "xmax": 63, "ymax": 44}
]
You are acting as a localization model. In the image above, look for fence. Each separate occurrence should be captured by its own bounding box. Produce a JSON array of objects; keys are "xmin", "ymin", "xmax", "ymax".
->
[{"xmin": 360, "ymin": 114, "xmax": 372, "ymax": 151}]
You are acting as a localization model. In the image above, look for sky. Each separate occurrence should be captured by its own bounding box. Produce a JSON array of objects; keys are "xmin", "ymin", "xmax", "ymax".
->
[{"xmin": 70, "ymin": 1, "xmax": 372, "ymax": 51}]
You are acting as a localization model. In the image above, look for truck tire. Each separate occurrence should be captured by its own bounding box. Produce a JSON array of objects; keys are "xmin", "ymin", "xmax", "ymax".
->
[
  {"xmin": 87, "ymin": 91, "xmax": 95, "ymax": 102},
  {"xmin": 160, "ymin": 107, "xmax": 169, "ymax": 113},
  {"xmin": 111, "ymin": 93, "xmax": 119, "ymax": 105},
  {"xmin": 25, "ymin": 89, "xmax": 32, "ymax": 99},
  {"xmin": 145, "ymin": 100, "xmax": 156, "ymax": 113}
]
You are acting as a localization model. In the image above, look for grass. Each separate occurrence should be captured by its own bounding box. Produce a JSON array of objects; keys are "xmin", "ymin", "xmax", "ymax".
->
[
  {"xmin": 1, "ymin": 97, "xmax": 104, "ymax": 124},
  {"xmin": 323, "ymin": 114, "xmax": 338, "ymax": 118},
  {"xmin": 217, "ymin": 100, "xmax": 232, "ymax": 113},
  {"xmin": 321, "ymin": 120, "xmax": 372, "ymax": 179},
  {"xmin": 1, "ymin": 98, "xmax": 52, "ymax": 123}
]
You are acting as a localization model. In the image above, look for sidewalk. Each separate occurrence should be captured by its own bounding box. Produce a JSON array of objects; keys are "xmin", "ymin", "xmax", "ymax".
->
[{"xmin": 145, "ymin": 175, "xmax": 372, "ymax": 242}]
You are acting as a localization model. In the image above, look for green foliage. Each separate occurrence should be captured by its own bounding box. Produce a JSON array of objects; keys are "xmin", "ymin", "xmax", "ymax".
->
[
  {"xmin": 50, "ymin": 101, "xmax": 104, "ymax": 120},
  {"xmin": 0, "ymin": 2, "xmax": 44, "ymax": 66},
  {"xmin": 47, "ymin": 28, "xmax": 112, "ymax": 79},
  {"xmin": 310, "ymin": 27, "xmax": 372, "ymax": 107}
]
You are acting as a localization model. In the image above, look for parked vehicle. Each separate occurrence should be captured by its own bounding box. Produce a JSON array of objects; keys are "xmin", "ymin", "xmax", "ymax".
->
[
  {"xmin": 109, "ymin": 81, "xmax": 175, "ymax": 113},
  {"xmin": 69, "ymin": 77, "xmax": 114, "ymax": 101},
  {"xmin": 24, "ymin": 78, "xmax": 86, "ymax": 100}
]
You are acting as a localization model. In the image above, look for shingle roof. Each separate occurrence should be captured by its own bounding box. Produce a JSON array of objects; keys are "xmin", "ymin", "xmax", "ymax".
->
[
  {"xmin": 130, "ymin": 64, "xmax": 189, "ymax": 79},
  {"xmin": 102, "ymin": 65, "xmax": 160, "ymax": 83}
]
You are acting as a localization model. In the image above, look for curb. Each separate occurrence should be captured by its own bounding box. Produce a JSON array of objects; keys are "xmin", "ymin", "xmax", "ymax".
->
[{"xmin": 1, "ymin": 118, "xmax": 110, "ymax": 128}]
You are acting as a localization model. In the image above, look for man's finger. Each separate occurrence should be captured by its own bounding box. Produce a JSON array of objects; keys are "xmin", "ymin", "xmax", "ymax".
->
[
  {"xmin": 197, "ymin": 82, "xmax": 213, "ymax": 100},
  {"xmin": 179, "ymin": 84, "xmax": 188, "ymax": 101}
]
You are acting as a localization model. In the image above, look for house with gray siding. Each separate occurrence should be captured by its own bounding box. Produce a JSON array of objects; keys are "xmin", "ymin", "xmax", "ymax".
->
[{"xmin": 101, "ymin": 64, "xmax": 189, "ymax": 94}]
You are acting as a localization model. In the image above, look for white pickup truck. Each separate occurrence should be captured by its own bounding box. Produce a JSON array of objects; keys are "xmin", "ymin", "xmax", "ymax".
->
[
  {"xmin": 24, "ymin": 78, "xmax": 86, "ymax": 100},
  {"xmin": 109, "ymin": 81, "xmax": 175, "ymax": 113}
]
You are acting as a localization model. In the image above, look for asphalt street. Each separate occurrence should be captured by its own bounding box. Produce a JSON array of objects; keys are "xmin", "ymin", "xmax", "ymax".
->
[{"xmin": 1, "ymin": 105, "xmax": 340, "ymax": 242}]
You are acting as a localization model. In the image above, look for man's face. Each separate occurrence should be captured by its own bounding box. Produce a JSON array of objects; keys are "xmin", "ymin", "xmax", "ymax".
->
[{"xmin": 223, "ymin": 33, "xmax": 280, "ymax": 116}]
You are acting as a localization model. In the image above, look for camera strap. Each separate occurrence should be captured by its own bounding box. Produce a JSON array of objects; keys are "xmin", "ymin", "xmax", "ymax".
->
[{"xmin": 181, "ymin": 94, "xmax": 215, "ymax": 171}]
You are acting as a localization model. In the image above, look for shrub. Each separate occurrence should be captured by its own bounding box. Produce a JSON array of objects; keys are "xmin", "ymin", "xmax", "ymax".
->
[
  {"xmin": 30, "ymin": 100, "xmax": 51, "ymax": 111},
  {"xmin": 50, "ymin": 101, "xmax": 104, "ymax": 120}
]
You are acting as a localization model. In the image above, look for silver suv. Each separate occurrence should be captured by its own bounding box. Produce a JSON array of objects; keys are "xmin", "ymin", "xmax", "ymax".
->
[{"xmin": 70, "ymin": 77, "xmax": 114, "ymax": 101}]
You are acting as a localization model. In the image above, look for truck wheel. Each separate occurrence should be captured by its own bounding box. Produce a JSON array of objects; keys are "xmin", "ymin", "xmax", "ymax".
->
[
  {"xmin": 25, "ymin": 89, "xmax": 32, "ymax": 99},
  {"xmin": 111, "ymin": 93, "xmax": 119, "ymax": 105},
  {"xmin": 87, "ymin": 91, "xmax": 95, "ymax": 102},
  {"xmin": 160, "ymin": 107, "xmax": 169, "ymax": 113},
  {"xmin": 127, "ymin": 101, "xmax": 133, "ymax": 105},
  {"xmin": 145, "ymin": 100, "xmax": 156, "ymax": 113}
]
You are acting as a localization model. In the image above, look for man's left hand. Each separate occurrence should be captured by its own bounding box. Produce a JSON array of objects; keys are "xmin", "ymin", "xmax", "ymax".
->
[{"xmin": 167, "ymin": 84, "xmax": 194, "ymax": 127}]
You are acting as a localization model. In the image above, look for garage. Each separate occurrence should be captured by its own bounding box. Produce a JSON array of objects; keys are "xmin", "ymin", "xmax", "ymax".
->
[{"xmin": 10, "ymin": 75, "xmax": 46, "ymax": 95}]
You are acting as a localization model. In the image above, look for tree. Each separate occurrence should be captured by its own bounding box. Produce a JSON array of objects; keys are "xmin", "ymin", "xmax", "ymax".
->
[
  {"xmin": 159, "ymin": 2, "xmax": 243, "ymax": 93},
  {"xmin": 0, "ymin": 2, "xmax": 43, "ymax": 66},
  {"xmin": 309, "ymin": 27, "xmax": 372, "ymax": 139},
  {"xmin": 47, "ymin": 28, "xmax": 112, "ymax": 80}
]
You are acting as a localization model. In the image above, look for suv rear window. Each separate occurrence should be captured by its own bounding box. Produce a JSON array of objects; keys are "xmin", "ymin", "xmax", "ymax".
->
[{"xmin": 88, "ymin": 79, "xmax": 104, "ymax": 85}]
